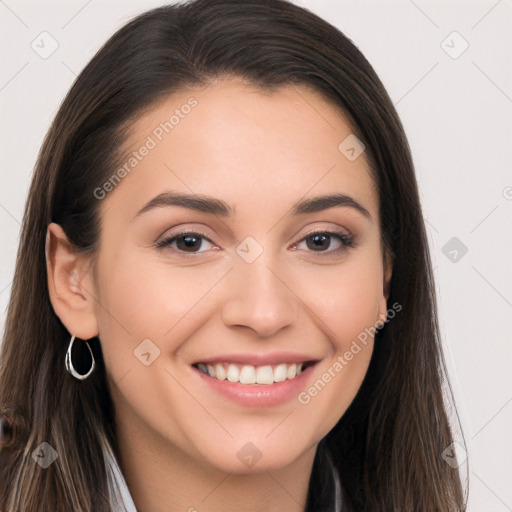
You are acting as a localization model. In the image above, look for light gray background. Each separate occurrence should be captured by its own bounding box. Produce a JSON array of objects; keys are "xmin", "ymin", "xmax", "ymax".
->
[{"xmin": 1, "ymin": 0, "xmax": 511, "ymax": 510}]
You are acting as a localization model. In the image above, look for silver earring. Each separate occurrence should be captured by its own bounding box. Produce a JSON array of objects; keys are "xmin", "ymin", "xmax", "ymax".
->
[{"xmin": 65, "ymin": 335, "xmax": 95, "ymax": 380}]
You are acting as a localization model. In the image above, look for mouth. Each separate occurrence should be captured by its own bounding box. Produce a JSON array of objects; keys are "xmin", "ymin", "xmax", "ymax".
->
[
  {"xmin": 192, "ymin": 361, "xmax": 315, "ymax": 385},
  {"xmin": 190, "ymin": 352, "xmax": 320, "ymax": 407}
]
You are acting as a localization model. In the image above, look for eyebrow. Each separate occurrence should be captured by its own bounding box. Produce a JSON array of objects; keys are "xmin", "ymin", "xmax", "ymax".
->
[
  {"xmin": 292, "ymin": 193, "xmax": 372, "ymax": 220},
  {"xmin": 132, "ymin": 191, "xmax": 372, "ymax": 221},
  {"xmin": 133, "ymin": 191, "xmax": 233, "ymax": 219}
]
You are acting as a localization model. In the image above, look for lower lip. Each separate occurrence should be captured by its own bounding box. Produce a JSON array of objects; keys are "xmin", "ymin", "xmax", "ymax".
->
[{"xmin": 192, "ymin": 365, "xmax": 315, "ymax": 408}]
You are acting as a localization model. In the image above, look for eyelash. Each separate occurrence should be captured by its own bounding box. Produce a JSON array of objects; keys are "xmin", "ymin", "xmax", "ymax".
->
[{"xmin": 154, "ymin": 229, "xmax": 355, "ymax": 258}]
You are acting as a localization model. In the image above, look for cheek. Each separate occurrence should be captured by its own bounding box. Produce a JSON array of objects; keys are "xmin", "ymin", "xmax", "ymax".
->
[
  {"xmin": 290, "ymin": 253, "xmax": 383, "ymax": 429},
  {"xmin": 296, "ymin": 254, "xmax": 384, "ymax": 351},
  {"xmin": 92, "ymin": 250, "xmax": 229, "ymax": 372}
]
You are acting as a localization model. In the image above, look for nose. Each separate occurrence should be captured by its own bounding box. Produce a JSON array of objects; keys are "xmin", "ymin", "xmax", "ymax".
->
[{"xmin": 221, "ymin": 256, "xmax": 299, "ymax": 338}]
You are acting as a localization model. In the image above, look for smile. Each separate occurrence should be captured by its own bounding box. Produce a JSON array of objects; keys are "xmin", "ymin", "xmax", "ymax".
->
[
  {"xmin": 191, "ymin": 353, "xmax": 318, "ymax": 407},
  {"xmin": 194, "ymin": 362, "xmax": 308, "ymax": 385}
]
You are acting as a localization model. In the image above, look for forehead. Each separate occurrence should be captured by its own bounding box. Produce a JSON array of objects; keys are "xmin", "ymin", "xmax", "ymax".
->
[{"xmin": 101, "ymin": 77, "xmax": 378, "ymax": 224}]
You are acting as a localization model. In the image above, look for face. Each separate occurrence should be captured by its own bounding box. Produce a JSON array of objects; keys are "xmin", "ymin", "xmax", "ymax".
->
[{"xmin": 90, "ymin": 77, "xmax": 389, "ymax": 474}]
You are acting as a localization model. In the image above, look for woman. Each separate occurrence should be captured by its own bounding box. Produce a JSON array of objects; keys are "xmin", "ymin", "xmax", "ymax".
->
[{"xmin": 0, "ymin": 0, "xmax": 468, "ymax": 510}]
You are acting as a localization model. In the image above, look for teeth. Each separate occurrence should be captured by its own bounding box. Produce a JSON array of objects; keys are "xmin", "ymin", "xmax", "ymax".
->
[
  {"xmin": 286, "ymin": 363, "xmax": 297, "ymax": 379},
  {"xmin": 273, "ymin": 364, "xmax": 287, "ymax": 382},
  {"xmin": 196, "ymin": 362, "xmax": 306, "ymax": 385},
  {"xmin": 256, "ymin": 365, "xmax": 273, "ymax": 384},
  {"xmin": 227, "ymin": 364, "xmax": 239, "ymax": 383},
  {"xmin": 215, "ymin": 363, "xmax": 226, "ymax": 380},
  {"xmin": 239, "ymin": 365, "xmax": 256, "ymax": 384}
]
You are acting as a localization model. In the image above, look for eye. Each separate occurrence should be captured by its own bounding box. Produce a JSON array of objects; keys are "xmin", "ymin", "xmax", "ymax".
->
[
  {"xmin": 293, "ymin": 230, "xmax": 354, "ymax": 256},
  {"xmin": 155, "ymin": 231, "xmax": 217, "ymax": 254}
]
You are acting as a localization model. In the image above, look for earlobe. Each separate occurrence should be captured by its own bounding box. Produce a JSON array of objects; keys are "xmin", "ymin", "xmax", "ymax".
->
[{"xmin": 45, "ymin": 223, "xmax": 99, "ymax": 340}]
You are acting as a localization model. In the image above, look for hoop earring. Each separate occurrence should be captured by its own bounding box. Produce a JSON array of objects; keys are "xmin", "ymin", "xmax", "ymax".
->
[{"xmin": 65, "ymin": 335, "xmax": 96, "ymax": 380}]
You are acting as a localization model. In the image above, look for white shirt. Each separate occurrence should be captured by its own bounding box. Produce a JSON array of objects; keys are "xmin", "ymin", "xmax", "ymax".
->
[{"xmin": 105, "ymin": 444, "xmax": 138, "ymax": 512}]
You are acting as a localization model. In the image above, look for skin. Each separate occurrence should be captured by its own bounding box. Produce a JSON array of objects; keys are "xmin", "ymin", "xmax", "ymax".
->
[{"xmin": 46, "ymin": 77, "xmax": 391, "ymax": 512}]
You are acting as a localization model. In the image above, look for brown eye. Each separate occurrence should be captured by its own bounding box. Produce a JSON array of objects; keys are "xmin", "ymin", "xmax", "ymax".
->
[
  {"xmin": 306, "ymin": 233, "xmax": 332, "ymax": 251},
  {"xmin": 155, "ymin": 232, "xmax": 215, "ymax": 254},
  {"xmin": 295, "ymin": 230, "xmax": 355, "ymax": 255},
  {"xmin": 175, "ymin": 234, "xmax": 203, "ymax": 252}
]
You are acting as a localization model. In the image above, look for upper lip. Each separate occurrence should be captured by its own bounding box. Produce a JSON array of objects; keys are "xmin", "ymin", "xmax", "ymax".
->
[{"xmin": 193, "ymin": 352, "xmax": 320, "ymax": 366}]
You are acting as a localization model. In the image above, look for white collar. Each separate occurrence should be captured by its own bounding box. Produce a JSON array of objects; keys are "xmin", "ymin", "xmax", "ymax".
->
[{"xmin": 104, "ymin": 443, "xmax": 138, "ymax": 512}]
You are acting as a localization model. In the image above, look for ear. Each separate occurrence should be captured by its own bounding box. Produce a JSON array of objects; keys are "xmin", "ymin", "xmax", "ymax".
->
[
  {"xmin": 45, "ymin": 222, "xmax": 99, "ymax": 339},
  {"xmin": 377, "ymin": 250, "xmax": 393, "ymax": 326}
]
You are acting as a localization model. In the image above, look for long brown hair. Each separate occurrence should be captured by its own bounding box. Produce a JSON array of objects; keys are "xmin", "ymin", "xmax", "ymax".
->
[{"xmin": 0, "ymin": 1, "xmax": 468, "ymax": 510}]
